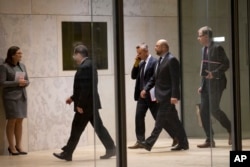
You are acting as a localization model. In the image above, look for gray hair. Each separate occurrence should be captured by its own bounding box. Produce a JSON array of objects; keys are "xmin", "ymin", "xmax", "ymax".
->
[
  {"xmin": 136, "ymin": 43, "xmax": 148, "ymax": 51},
  {"xmin": 199, "ymin": 26, "xmax": 213, "ymax": 38}
]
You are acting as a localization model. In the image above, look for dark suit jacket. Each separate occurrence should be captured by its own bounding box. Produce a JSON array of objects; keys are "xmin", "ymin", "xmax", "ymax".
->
[
  {"xmin": 201, "ymin": 42, "xmax": 229, "ymax": 90},
  {"xmin": 131, "ymin": 55, "xmax": 157, "ymax": 101},
  {"xmin": 144, "ymin": 52, "xmax": 180, "ymax": 103},
  {"xmin": 201, "ymin": 41, "xmax": 229, "ymax": 79},
  {"xmin": 0, "ymin": 63, "xmax": 29, "ymax": 101},
  {"xmin": 71, "ymin": 58, "xmax": 101, "ymax": 112}
]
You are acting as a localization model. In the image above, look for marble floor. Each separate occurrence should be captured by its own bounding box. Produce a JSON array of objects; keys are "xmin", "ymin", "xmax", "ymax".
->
[{"xmin": 0, "ymin": 138, "xmax": 249, "ymax": 167}]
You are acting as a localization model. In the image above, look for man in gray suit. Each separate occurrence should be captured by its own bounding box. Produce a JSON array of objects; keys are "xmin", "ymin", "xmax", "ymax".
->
[
  {"xmin": 139, "ymin": 39, "xmax": 189, "ymax": 151},
  {"xmin": 197, "ymin": 26, "xmax": 232, "ymax": 148}
]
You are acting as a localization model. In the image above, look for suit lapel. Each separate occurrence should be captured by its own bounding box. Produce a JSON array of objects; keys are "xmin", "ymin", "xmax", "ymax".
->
[
  {"xmin": 144, "ymin": 56, "xmax": 152, "ymax": 76},
  {"xmin": 18, "ymin": 63, "xmax": 25, "ymax": 72}
]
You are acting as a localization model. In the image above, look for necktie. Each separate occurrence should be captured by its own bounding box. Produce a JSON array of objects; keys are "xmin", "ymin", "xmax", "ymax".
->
[
  {"xmin": 140, "ymin": 61, "xmax": 146, "ymax": 90},
  {"xmin": 156, "ymin": 57, "xmax": 162, "ymax": 76},
  {"xmin": 204, "ymin": 47, "xmax": 208, "ymax": 60},
  {"xmin": 200, "ymin": 47, "xmax": 208, "ymax": 76}
]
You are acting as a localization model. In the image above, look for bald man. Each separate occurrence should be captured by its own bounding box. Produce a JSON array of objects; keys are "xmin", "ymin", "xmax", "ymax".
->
[
  {"xmin": 139, "ymin": 39, "xmax": 189, "ymax": 151},
  {"xmin": 129, "ymin": 43, "xmax": 177, "ymax": 149}
]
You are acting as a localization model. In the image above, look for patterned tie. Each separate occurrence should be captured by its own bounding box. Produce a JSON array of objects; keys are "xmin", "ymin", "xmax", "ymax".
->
[{"xmin": 140, "ymin": 61, "xmax": 146, "ymax": 90}]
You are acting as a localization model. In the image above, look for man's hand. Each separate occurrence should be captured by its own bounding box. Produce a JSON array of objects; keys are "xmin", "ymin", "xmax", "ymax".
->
[
  {"xmin": 140, "ymin": 90, "xmax": 147, "ymax": 98},
  {"xmin": 170, "ymin": 98, "xmax": 178, "ymax": 104},
  {"xmin": 134, "ymin": 56, "xmax": 141, "ymax": 67},
  {"xmin": 198, "ymin": 87, "xmax": 202, "ymax": 94},
  {"xmin": 66, "ymin": 97, "xmax": 73, "ymax": 105},
  {"xmin": 205, "ymin": 70, "xmax": 214, "ymax": 79},
  {"xmin": 76, "ymin": 107, "xmax": 84, "ymax": 114}
]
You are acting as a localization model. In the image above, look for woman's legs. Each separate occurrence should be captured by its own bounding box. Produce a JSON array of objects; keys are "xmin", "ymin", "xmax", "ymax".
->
[
  {"xmin": 6, "ymin": 118, "xmax": 25, "ymax": 152},
  {"xmin": 15, "ymin": 118, "xmax": 25, "ymax": 151},
  {"xmin": 6, "ymin": 119, "xmax": 18, "ymax": 153}
]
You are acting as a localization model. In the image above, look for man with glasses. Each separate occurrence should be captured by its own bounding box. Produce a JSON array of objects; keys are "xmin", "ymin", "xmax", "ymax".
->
[{"xmin": 197, "ymin": 26, "xmax": 232, "ymax": 148}]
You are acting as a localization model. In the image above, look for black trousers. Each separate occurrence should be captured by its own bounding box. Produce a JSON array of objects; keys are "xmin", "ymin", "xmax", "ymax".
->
[
  {"xmin": 135, "ymin": 96, "xmax": 175, "ymax": 142},
  {"xmin": 62, "ymin": 110, "xmax": 115, "ymax": 155},
  {"xmin": 200, "ymin": 79, "xmax": 231, "ymax": 142},
  {"xmin": 145, "ymin": 102, "xmax": 188, "ymax": 147}
]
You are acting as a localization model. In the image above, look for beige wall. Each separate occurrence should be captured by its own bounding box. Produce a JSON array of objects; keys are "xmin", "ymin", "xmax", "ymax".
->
[{"xmin": 0, "ymin": 0, "xmax": 178, "ymax": 153}]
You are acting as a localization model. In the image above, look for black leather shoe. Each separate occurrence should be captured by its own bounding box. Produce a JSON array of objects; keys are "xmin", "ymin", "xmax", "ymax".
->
[
  {"xmin": 53, "ymin": 152, "xmax": 72, "ymax": 161},
  {"xmin": 171, "ymin": 144, "xmax": 189, "ymax": 151},
  {"xmin": 197, "ymin": 141, "xmax": 215, "ymax": 148},
  {"xmin": 128, "ymin": 142, "xmax": 144, "ymax": 149},
  {"xmin": 138, "ymin": 141, "xmax": 152, "ymax": 151},
  {"xmin": 100, "ymin": 149, "xmax": 116, "ymax": 159},
  {"xmin": 171, "ymin": 138, "xmax": 179, "ymax": 147}
]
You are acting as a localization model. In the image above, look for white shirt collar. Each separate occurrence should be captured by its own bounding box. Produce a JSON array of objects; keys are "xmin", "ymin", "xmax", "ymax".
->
[{"xmin": 145, "ymin": 54, "xmax": 151, "ymax": 63}]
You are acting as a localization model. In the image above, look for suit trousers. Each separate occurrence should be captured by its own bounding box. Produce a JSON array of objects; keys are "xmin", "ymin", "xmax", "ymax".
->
[
  {"xmin": 200, "ymin": 79, "xmax": 231, "ymax": 142},
  {"xmin": 145, "ymin": 102, "xmax": 188, "ymax": 147},
  {"xmin": 62, "ymin": 110, "xmax": 115, "ymax": 155},
  {"xmin": 135, "ymin": 96, "xmax": 176, "ymax": 142}
]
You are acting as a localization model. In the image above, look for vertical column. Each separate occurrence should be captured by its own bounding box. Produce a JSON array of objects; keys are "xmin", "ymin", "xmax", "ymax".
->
[
  {"xmin": 231, "ymin": 0, "xmax": 242, "ymax": 151},
  {"xmin": 0, "ymin": 82, "xmax": 6, "ymax": 155},
  {"xmin": 113, "ymin": 0, "xmax": 127, "ymax": 167}
]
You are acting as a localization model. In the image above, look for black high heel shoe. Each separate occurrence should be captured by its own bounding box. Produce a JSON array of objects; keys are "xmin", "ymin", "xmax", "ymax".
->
[
  {"xmin": 8, "ymin": 148, "xmax": 19, "ymax": 156},
  {"xmin": 15, "ymin": 146, "xmax": 28, "ymax": 155}
]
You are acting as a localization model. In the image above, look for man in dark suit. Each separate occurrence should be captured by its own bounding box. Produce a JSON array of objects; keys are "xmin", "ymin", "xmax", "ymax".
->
[
  {"xmin": 128, "ymin": 43, "xmax": 177, "ymax": 149},
  {"xmin": 139, "ymin": 39, "xmax": 189, "ymax": 151},
  {"xmin": 197, "ymin": 26, "xmax": 232, "ymax": 148},
  {"xmin": 53, "ymin": 44, "xmax": 116, "ymax": 161}
]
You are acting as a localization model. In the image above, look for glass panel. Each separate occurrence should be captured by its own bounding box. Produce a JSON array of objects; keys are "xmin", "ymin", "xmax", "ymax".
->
[
  {"xmin": 180, "ymin": 0, "xmax": 213, "ymax": 166},
  {"xmin": 205, "ymin": 1, "xmax": 233, "ymax": 166},
  {"xmin": 181, "ymin": 0, "xmax": 232, "ymax": 166},
  {"xmin": 239, "ymin": 0, "xmax": 250, "ymax": 150},
  {"xmin": 0, "ymin": 1, "xmax": 118, "ymax": 167},
  {"xmin": 90, "ymin": 1, "xmax": 116, "ymax": 167}
]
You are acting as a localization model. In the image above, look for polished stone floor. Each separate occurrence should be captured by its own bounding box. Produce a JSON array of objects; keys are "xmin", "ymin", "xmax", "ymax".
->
[{"xmin": 0, "ymin": 138, "xmax": 249, "ymax": 167}]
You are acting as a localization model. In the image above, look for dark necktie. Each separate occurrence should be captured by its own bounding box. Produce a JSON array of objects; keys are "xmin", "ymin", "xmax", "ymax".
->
[
  {"xmin": 156, "ymin": 57, "xmax": 162, "ymax": 76},
  {"xmin": 201, "ymin": 47, "xmax": 208, "ymax": 76},
  {"xmin": 140, "ymin": 61, "xmax": 146, "ymax": 90},
  {"xmin": 204, "ymin": 47, "xmax": 208, "ymax": 60}
]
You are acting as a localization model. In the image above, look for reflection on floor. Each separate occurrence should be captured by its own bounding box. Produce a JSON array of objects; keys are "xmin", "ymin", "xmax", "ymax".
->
[{"xmin": 0, "ymin": 139, "xmax": 249, "ymax": 167}]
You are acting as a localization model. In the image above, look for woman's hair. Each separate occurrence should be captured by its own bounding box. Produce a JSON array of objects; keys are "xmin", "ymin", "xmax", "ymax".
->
[{"xmin": 5, "ymin": 46, "xmax": 20, "ymax": 66}]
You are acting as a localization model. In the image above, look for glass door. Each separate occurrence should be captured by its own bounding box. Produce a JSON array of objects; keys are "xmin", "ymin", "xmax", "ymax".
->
[
  {"xmin": 180, "ymin": 0, "xmax": 233, "ymax": 166},
  {"xmin": 90, "ymin": 1, "xmax": 117, "ymax": 167},
  {"xmin": 238, "ymin": 0, "xmax": 250, "ymax": 150}
]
